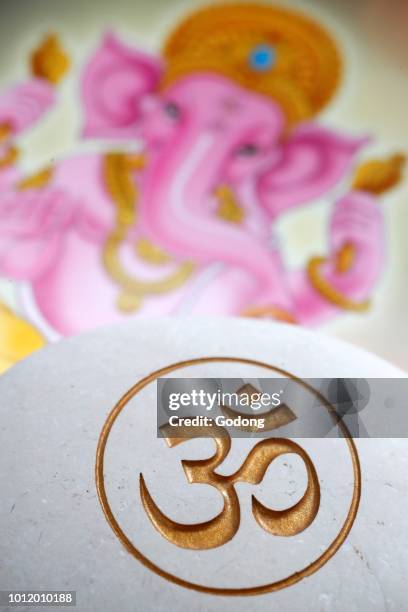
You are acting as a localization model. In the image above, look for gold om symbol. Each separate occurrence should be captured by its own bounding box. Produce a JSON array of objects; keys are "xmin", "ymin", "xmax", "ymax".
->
[{"xmin": 140, "ymin": 421, "xmax": 320, "ymax": 550}]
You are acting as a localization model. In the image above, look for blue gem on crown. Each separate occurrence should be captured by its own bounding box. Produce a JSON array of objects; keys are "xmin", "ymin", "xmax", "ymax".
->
[{"xmin": 249, "ymin": 44, "xmax": 276, "ymax": 72}]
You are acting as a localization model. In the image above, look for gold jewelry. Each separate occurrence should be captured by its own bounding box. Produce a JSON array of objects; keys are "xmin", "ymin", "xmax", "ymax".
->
[
  {"xmin": 135, "ymin": 238, "xmax": 172, "ymax": 265},
  {"xmin": 102, "ymin": 152, "xmax": 194, "ymax": 313},
  {"xmin": 215, "ymin": 185, "xmax": 244, "ymax": 224},
  {"xmin": 162, "ymin": 4, "xmax": 341, "ymax": 126},
  {"xmin": 335, "ymin": 242, "xmax": 355, "ymax": 273},
  {"xmin": 17, "ymin": 166, "xmax": 54, "ymax": 191},
  {"xmin": 0, "ymin": 145, "xmax": 19, "ymax": 169},
  {"xmin": 307, "ymin": 255, "xmax": 370, "ymax": 312},
  {"xmin": 0, "ymin": 123, "xmax": 11, "ymax": 142}
]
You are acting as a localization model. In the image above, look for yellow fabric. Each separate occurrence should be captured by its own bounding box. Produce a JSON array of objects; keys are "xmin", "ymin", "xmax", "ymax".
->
[{"xmin": 0, "ymin": 303, "xmax": 45, "ymax": 373}]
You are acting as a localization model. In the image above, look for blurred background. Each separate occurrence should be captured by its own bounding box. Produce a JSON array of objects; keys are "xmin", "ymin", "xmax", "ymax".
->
[{"xmin": 0, "ymin": 0, "xmax": 407, "ymax": 369}]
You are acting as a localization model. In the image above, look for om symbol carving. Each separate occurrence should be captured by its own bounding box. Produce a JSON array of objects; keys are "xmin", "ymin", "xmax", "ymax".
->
[{"xmin": 140, "ymin": 421, "xmax": 320, "ymax": 550}]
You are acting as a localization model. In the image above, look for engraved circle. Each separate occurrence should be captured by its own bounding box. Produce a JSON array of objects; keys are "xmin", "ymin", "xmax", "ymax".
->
[{"xmin": 95, "ymin": 356, "xmax": 361, "ymax": 596}]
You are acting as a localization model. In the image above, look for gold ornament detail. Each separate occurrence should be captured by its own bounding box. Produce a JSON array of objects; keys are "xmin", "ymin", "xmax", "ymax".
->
[
  {"xmin": 0, "ymin": 145, "xmax": 19, "ymax": 168},
  {"xmin": 31, "ymin": 34, "xmax": 70, "ymax": 85},
  {"xmin": 104, "ymin": 152, "xmax": 137, "ymax": 227},
  {"xmin": 307, "ymin": 254, "xmax": 370, "ymax": 312},
  {"xmin": 0, "ymin": 123, "xmax": 11, "ymax": 142},
  {"xmin": 335, "ymin": 242, "xmax": 355, "ymax": 273},
  {"xmin": 136, "ymin": 238, "xmax": 171, "ymax": 265},
  {"xmin": 102, "ymin": 152, "xmax": 195, "ymax": 313},
  {"xmin": 162, "ymin": 4, "xmax": 341, "ymax": 126},
  {"xmin": 115, "ymin": 293, "xmax": 143, "ymax": 313},
  {"xmin": 352, "ymin": 153, "xmax": 406, "ymax": 195},
  {"xmin": 241, "ymin": 304, "xmax": 297, "ymax": 323},
  {"xmin": 17, "ymin": 166, "xmax": 54, "ymax": 191},
  {"xmin": 215, "ymin": 185, "xmax": 245, "ymax": 224},
  {"xmin": 126, "ymin": 153, "xmax": 147, "ymax": 172}
]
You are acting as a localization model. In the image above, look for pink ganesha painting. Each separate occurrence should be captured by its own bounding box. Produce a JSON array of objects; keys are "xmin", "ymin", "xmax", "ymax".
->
[{"xmin": 0, "ymin": 2, "xmax": 405, "ymax": 371}]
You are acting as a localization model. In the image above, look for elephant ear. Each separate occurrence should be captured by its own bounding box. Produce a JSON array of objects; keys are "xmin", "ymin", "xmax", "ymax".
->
[
  {"xmin": 81, "ymin": 32, "xmax": 163, "ymax": 139},
  {"xmin": 257, "ymin": 124, "xmax": 369, "ymax": 218}
]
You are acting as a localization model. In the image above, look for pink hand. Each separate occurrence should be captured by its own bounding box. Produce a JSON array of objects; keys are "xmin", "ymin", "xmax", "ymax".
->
[
  {"xmin": 0, "ymin": 189, "xmax": 77, "ymax": 280},
  {"xmin": 0, "ymin": 79, "xmax": 55, "ymax": 135},
  {"xmin": 327, "ymin": 191, "xmax": 385, "ymax": 297}
]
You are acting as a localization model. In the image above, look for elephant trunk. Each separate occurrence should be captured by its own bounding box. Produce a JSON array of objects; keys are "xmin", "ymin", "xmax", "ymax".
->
[{"xmin": 141, "ymin": 129, "xmax": 292, "ymax": 309}]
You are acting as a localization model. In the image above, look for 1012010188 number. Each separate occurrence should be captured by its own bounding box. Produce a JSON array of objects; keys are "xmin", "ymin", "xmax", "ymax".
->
[{"xmin": 4, "ymin": 591, "xmax": 75, "ymax": 606}]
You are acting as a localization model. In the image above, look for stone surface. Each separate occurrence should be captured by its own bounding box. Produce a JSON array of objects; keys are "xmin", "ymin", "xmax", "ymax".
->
[{"xmin": 0, "ymin": 318, "xmax": 406, "ymax": 611}]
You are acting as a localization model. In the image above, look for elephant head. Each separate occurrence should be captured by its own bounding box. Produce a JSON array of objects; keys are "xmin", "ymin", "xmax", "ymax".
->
[{"xmin": 81, "ymin": 4, "xmax": 367, "ymax": 303}]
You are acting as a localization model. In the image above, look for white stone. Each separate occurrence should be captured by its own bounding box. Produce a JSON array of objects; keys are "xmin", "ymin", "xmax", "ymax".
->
[{"xmin": 0, "ymin": 318, "xmax": 406, "ymax": 611}]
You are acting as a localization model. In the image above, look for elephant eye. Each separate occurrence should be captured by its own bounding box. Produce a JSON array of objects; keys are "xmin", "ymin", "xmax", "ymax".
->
[
  {"xmin": 237, "ymin": 143, "xmax": 259, "ymax": 156},
  {"xmin": 164, "ymin": 102, "xmax": 181, "ymax": 120}
]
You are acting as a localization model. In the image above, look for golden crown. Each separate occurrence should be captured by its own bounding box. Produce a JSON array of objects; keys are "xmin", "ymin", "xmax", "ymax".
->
[{"xmin": 161, "ymin": 3, "xmax": 342, "ymax": 126}]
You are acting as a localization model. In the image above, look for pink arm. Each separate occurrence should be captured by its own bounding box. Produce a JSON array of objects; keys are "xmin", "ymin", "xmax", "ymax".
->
[
  {"xmin": 288, "ymin": 190, "xmax": 385, "ymax": 325},
  {"xmin": 0, "ymin": 189, "xmax": 77, "ymax": 281},
  {"xmin": 0, "ymin": 79, "xmax": 57, "ymax": 190},
  {"xmin": 0, "ymin": 79, "xmax": 55, "ymax": 136}
]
